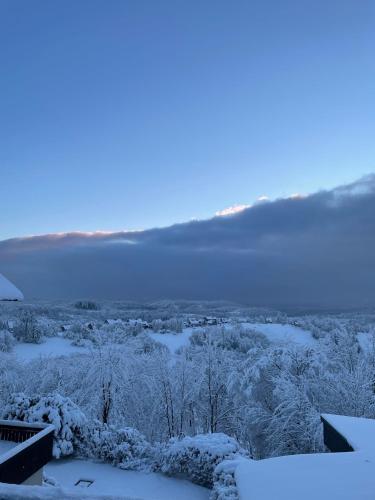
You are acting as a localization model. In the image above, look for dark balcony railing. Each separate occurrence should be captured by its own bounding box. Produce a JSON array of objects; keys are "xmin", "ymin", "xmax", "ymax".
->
[{"xmin": 0, "ymin": 420, "xmax": 54, "ymax": 484}]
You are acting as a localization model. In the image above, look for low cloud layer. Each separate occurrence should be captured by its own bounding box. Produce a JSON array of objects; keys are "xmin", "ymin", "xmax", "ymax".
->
[{"xmin": 2, "ymin": 175, "xmax": 375, "ymax": 308}]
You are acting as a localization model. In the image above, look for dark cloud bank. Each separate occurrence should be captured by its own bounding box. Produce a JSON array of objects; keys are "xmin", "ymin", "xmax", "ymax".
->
[{"xmin": 2, "ymin": 175, "xmax": 375, "ymax": 309}]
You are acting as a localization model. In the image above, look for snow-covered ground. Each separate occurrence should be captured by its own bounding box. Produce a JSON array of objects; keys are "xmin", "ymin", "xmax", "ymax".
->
[
  {"xmin": 12, "ymin": 322, "xmax": 312, "ymax": 362},
  {"xmin": 149, "ymin": 328, "xmax": 194, "ymax": 353},
  {"xmin": 236, "ymin": 451, "xmax": 374, "ymax": 500},
  {"xmin": 150, "ymin": 322, "xmax": 314, "ymax": 354},
  {"xmin": 13, "ymin": 337, "xmax": 88, "ymax": 362},
  {"xmin": 244, "ymin": 322, "xmax": 314, "ymax": 346},
  {"xmin": 46, "ymin": 458, "xmax": 210, "ymax": 500}
]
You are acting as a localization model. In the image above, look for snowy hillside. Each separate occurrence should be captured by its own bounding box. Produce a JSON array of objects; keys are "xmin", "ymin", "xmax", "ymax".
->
[
  {"xmin": 0, "ymin": 273, "xmax": 23, "ymax": 301},
  {"xmin": 1, "ymin": 301, "xmax": 375, "ymax": 498}
]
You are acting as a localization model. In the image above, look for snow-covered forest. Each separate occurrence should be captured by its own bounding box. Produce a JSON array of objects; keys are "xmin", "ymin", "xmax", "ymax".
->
[{"xmin": 1, "ymin": 300, "xmax": 375, "ymax": 497}]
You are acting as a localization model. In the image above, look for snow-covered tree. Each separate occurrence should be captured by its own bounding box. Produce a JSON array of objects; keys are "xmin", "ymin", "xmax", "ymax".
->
[
  {"xmin": 0, "ymin": 329, "xmax": 15, "ymax": 352},
  {"xmin": 3, "ymin": 393, "xmax": 86, "ymax": 458},
  {"xmin": 13, "ymin": 310, "xmax": 43, "ymax": 344}
]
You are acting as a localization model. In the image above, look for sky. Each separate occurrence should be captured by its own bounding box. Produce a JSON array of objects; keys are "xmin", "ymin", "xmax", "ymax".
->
[
  {"xmin": 0, "ymin": 0, "xmax": 374, "ymax": 241},
  {"xmin": 2, "ymin": 175, "xmax": 375, "ymax": 307}
]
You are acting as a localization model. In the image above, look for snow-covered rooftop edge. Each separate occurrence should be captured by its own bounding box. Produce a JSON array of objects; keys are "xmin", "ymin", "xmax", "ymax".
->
[
  {"xmin": 0, "ymin": 482, "xmax": 139, "ymax": 499},
  {"xmin": 235, "ymin": 414, "xmax": 375, "ymax": 500},
  {"xmin": 321, "ymin": 413, "xmax": 375, "ymax": 455},
  {"xmin": 0, "ymin": 273, "xmax": 23, "ymax": 301}
]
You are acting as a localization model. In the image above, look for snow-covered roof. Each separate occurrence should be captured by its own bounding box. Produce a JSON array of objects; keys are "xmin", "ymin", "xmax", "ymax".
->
[
  {"xmin": 0, "ymin": 482, "xmax": 133, "ymax": 499},
  {"xmin": 321, "ymin": 413, "xmax": 375, "ymax": 455},
  {"xmin": 0, "ymin": 273, "xmax": 23, "ymax": 301},
  {"xmin": 236, "ymin": 449, "xmax": 374, "ymax": 500},
  {"xmin": 236, "ymin": 414, "xmax": 375, "ymax": 500}
]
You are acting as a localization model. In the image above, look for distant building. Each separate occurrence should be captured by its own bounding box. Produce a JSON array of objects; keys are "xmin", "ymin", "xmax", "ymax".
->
[{"xmin": 0, "ymin": 273, "xmax": 24, "ymax": 301}]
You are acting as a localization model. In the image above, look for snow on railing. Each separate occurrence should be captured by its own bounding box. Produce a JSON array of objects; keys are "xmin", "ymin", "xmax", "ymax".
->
[{"xmin": 0, "ymin": 420, "xmax": 54, "ymax": 484}]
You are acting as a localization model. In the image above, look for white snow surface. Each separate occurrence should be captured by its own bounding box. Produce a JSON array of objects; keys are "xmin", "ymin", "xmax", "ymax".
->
[
  {"xmin": 0, "ymin": 482, "xmax": 131, "ymax": 499},
  {"xmin": 149, "ymin": 328, "xmax": 194, "ymax": 353},
  {"xmin": 0, "ymin": 273, "xmax": 23, "ymax": 301},
  {"xmin": 236, "ymin": 451, "xmax": 374, "ymax": 500},
  {"xmin": 0, "ymin": 441, "xmax": 16, "ymax": 456},
  {"xmin": 236, "ymin": 414, "xmax": 375, "ymax": 500},
  {"xmin": 46, "ymin": 458, "xmax": 210, "ymax": 500},
  {"xmin": 13, "ymin": 337, "xmax": 89, "ymax": 361},
  {"xmin": 9, "ymin": 322, "xmax": 314, "ymax": 362},
  {"xmin": 358, "ymin": 331, "xmax": 375, "ymax": 353},
  {"xmin": 167, "ymin": 432, "xmax": 240, "ymax": 456},
  {"xmin": 150, "ymin": 323, "xmax": 313, "ymax": 354},
  {"xmin": 244, "ymin": 322, "xmax": 314, "ymax": 346}
]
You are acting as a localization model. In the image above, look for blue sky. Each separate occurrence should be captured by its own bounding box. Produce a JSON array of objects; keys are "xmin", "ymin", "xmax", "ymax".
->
[{"xmin": 0, "ymin": 0, "xmax": 374, "ymax": 241}]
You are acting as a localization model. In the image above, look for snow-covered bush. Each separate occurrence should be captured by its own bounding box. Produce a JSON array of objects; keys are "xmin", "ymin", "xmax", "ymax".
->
[
  {"xmin": 0, "ymin": 330, "xmax": 15, "ymax": 352},
  {"xmin": 0, "ymin": 319, "xmax": 9, "ymax": 330},
  {"xmin": 215, "ymin": 327, "xmax": 270, "ymax": 353},
  {"xmin": 211, "ymin": 459, "xmax": 245, "ymax": 500},
  {"xmin": 79, "ymin": 421, "xmax": 153, "ymax": 470},
  {"xmin": 13, "ymin": 311, "xmax": 43, "ymax": 344},
  {"xmin": 63, "ymin": 323, "xmax": 84, "ymax": 339},
  {"xmin": 3, "ymin": 393, "xmax": 87, "ymax": 458},
  {"xmin": 74, "ymin": 300, "xmax": 100, "ymax": 310},
  {"xmin": 160, "ymin": 433, "xmax": 247, "ymax": 487},
  {"xmin": 63, "ymin": 322, "xmax": 102, "ymax": 347},
  {"xmin": 133, "ymin": 333, "xmax": 168, "ymax": 355},
  {"xmin": 125, "ymin": 322, "xmax": 144, "ymax": 336},
  {"xmin": 164, "ymin": 317, "xmax": 183, "ymax": 333},
  {"xmin": 190, "ymin": 326, "xmax": 269, "ymax": 354},
  {"xmin": 151, "ymin": 317, "xmax": 183, "ymax": 333},
  {"xmin": 151, "ymin": 319, "xmax": 163, "ymax": 332}
]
